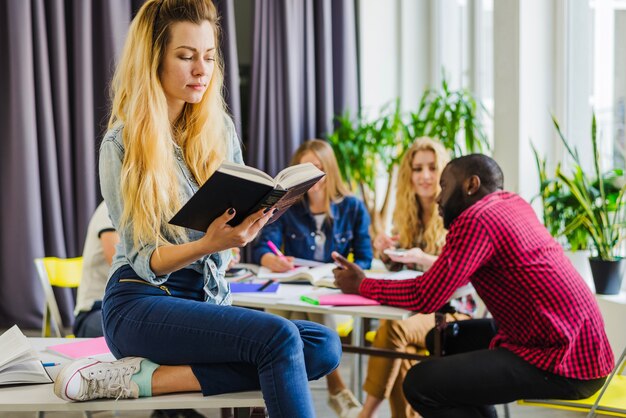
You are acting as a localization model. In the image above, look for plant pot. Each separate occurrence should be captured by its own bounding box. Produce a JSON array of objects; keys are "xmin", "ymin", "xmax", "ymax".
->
[{"xmin": 588, "ymin": 258, "xmax": 625, "ymax": 295}]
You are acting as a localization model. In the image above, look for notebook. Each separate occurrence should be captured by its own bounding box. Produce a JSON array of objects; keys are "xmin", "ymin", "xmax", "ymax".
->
[
  {"xmin": 301, "ymin": 293, "xmax": 381, "ymax": 306},
  {"xmin": 229, "ymin": 282, "xmax": 280, "ymax": 293},
  {"xmin": 47, "ymin": 337, "xmax": 111, "ymax": 359}
]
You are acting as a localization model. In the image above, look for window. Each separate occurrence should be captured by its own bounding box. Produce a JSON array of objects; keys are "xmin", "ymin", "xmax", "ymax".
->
[{"xmin": 565, "ymin": 0, "xmax": 626, "ymax": 169}]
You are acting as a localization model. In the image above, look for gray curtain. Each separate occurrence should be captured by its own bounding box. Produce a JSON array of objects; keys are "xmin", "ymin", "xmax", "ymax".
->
[
  {"xmin": 0, "ymin": 0, "xmax": 241, "ymax": 330},
  {"xmin": 247, "ymin": 0, "xmax": 359, "ymax": 175},
  {"xmin": 216, "ymin": 0, "xmax": 242, "ymax": 139}
]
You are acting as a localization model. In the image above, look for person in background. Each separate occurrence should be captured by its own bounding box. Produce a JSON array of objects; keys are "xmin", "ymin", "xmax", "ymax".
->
[
  {"xmin": 252, "ymin": 139, "xmax": 373, "ymax": 418},
  {"xmin": 73, "ymin": 201, "xmax": 119, "ymax": 338},
  {"xmin": 354, "ymin": 138, "xmax": 472, "ymax": 418},
  {"xmin": 333, "ymin": 154, "xmax": 614, "ymax": 418},
  {"xmin": 53, "ymin": 2, "xmax": 340, "ymax": 417}
]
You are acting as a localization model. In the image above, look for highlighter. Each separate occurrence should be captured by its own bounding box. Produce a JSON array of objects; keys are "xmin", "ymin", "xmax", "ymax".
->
[{"xmin": 300, "ymin": 295, "xmax": 320, "ymax": 305}]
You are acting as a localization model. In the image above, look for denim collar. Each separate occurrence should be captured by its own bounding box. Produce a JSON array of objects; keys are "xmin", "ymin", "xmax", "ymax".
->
[{"xmin": 294, "ymin": 197, "xmax": 339, "ymax": 222}]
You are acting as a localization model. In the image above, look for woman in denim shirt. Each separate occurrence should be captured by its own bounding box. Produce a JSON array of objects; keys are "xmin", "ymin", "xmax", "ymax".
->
[
  {"xmin": 52, "ymin": 2, "xmax": 340, "ymax": 416},
  {"xmin": 251, "ymin": 139, "xmax": 372, "ymax": 417},
  {"xmin": 252, "ymin": 139, "xmax": 372, "ymax": 270}
]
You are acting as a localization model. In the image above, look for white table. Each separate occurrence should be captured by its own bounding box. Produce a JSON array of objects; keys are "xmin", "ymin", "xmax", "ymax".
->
[
  {"xmin": 0, "ymin": 338, "xmax": 264, "ymax": 417},
  {"xmin": 232, "ymin": 284, "xmax": 415, "ymax": 400}
]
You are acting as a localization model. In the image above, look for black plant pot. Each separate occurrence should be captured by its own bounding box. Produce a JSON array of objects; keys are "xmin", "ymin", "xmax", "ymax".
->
[{"xmin": 588, "ymin": 258, "xmax": 625, "ymax": 295}]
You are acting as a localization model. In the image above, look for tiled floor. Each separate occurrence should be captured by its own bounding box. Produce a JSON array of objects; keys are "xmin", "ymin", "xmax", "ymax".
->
[{"xmin": 0, "ymin": 351, "xmax": 587, "ymax": 418}]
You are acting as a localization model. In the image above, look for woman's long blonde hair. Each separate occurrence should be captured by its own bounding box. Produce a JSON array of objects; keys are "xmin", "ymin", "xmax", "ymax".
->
[
  {"xmin": 290, "ymin": 139, "xmax": 351, "ymax": 219},
  {"xmin": 108, "ymin": 0, "xmax": 228, "ymax": 246},
  {"xmin": 393, "ymin": 137, "xmax": 450, "ymax": 254}
]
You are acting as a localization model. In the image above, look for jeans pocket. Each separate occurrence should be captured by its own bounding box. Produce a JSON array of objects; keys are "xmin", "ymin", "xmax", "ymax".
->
[{"xmin": 117, "ymin": 278, "xmax": 172, "ymax": 295}]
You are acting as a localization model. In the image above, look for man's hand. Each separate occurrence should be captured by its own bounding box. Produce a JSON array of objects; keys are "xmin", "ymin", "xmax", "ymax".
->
[{"xmin": 331, "ymin": 251, "xmax": 365, "ymax": 294}]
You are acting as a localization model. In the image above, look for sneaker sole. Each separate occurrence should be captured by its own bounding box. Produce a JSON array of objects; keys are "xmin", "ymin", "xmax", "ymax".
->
[{"xmin": 53, "ymin": 358, "xmax": 102, "ymax": 401}]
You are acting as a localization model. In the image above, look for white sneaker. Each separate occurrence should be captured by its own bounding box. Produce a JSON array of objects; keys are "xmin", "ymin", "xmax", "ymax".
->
[
  {"xmin": 54, "ymin": 357, "xmax": 143, "ymax": 401},
  {"xmin": 327, "ymin": 388, "xmax": 362, "ymax": 418}
]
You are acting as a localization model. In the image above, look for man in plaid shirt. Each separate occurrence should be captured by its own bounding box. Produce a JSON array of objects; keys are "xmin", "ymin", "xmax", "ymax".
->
[{"xmin": 333, "ymin": 154, "xmax": 614, "ymax": 418}]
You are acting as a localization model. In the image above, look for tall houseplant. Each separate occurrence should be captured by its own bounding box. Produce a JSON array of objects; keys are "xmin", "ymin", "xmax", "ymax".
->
[
  {"xmin": 407, "ymin": 77, "xmax": 490, "ymax": 156},
  {"xmin": 327, "ymin": 79, "xmax": 489, "ymax": 237},
  {"xmin": 327, "ymin": 102, "xmax": 410, "ymax": 235},
  {"xmin": 531, "ymin": 143, "xmax": 590, "ymax": 251},
  {"xmin": 552, "ymin": 114, "xmax": 626, "ymax": 294}
]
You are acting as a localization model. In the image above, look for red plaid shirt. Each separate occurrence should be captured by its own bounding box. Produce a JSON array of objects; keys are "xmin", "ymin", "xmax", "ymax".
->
[{"xmin": 361, "ymin": 191, "xmax": 614, "ymax": 379}]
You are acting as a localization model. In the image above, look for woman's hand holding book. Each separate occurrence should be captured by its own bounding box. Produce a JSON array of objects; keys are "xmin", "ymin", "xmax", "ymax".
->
[{"xmin": 200, "ymin": 207, "xmax": 274, "ymax": 253}]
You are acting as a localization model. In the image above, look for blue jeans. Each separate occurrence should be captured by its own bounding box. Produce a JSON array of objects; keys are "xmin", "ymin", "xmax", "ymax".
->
[
  {"xmin": 73, "ymin": 301, "xmax": 104, "ymax": 338},
  {"xmin": 102, "ymin": 265, "xmax": 341, "ymax": 418}
]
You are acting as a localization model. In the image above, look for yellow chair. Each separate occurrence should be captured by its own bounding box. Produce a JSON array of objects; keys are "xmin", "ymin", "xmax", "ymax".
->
[
  {"xmin": 519, "ymin": 346, "xmax": 626, "ymax": 417},
  {"xmin": 336, "ymin": 317, "xmax": 355, "ymax": 338},
  {"xmin": 34, "ymin": 257, "xmax": 83, "ymax": 338}
]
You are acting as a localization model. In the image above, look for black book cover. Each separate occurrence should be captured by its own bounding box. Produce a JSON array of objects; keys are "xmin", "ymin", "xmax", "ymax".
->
[{"xmin": 169, "ymin": 171, "xmax": 282, "ymax": 232}]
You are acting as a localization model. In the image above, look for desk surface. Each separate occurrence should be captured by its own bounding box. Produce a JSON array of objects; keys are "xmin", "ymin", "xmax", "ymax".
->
[
  {"xmin": 0, "ymin": 338, "xmax": 264, "ymax": 412},
  {"xmin": 231, "ymin": 283, "xmax": 414, "ymax": 320}
]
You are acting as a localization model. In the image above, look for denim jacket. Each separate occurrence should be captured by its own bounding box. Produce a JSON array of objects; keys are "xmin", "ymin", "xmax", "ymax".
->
[
  {"xmin": 99, "ymin": 119, "xmax": 242, "ymax": 305},
  {"xmin": 251, "ymin": 195, "xmax": 373, "ymax": 269}
]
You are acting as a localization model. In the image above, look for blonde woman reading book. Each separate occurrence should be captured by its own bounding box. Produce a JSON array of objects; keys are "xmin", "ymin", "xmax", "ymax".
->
[
  {"xmin": 356, "ymin": 138, "xmax": 473, "ymax": 418},
  {"xmin": 251, "ymin": 139, "xmax": 373, "ymax": 417},
  {"xmin": 53, "ymin": 2, "xmax": 341, "ymax": 417}
]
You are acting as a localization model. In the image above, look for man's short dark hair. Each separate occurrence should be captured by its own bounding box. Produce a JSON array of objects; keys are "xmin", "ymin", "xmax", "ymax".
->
[{"xmin": 448, "ymin": 154, "xmax": 504, "ymax": 191}]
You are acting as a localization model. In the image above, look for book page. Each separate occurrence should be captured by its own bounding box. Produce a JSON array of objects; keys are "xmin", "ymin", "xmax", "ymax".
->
[
  {"xmin": 0, "ymin": 361, "xmax": 52, "ymax": 385},
  {"xmin": 307, "ymin": 264, "xmax": 338, "ymax": 286},
  {"xmin": 218, "ymin": 161, "xmax": 275, "ymax": 187},
  {"xmin": 0, "ymin": 325, "xmax": 52, "ymax": 385},
  {"xmin": 0, "ymin": 325, "xmax": 34, "ymax": 368},
  {"xmin": 274, "ymin": 163, "xmax": 325, "ymax": 189},
  {"xmin": 256, "ymin": 266, "xmax": 311, "ymax": 281},
  {"xmin": 256, "ymin": 263, "xmax": 337, "ymax": 287}
]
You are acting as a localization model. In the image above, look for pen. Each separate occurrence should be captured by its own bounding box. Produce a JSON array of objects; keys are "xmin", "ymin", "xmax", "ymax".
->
[
  {"xmin": 42, "ymin": 362, "xmax": 60, "ymax": 367},
  {"xmin": 267, "ymin": 240, "xmax": 286, "ymax": 259},
  {"xmin": 256, "ymin": 279, "xmax": 275, "ymax": 292},
  {"xmin": 300, "ymin": 295, "xmax": 320, "ymax": 305}
]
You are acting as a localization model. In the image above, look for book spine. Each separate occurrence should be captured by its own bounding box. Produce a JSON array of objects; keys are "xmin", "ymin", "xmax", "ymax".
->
[{"xmin": 253, "ymin": 189, "xmax": 288, "ymax": 211}]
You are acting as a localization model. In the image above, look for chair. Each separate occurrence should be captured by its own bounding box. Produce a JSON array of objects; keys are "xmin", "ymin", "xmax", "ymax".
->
[
  {"xmin": 34, "ymin": 257, "xmax": 83, "ymax": 338},
  {"xmin": 518, "ymin": 346, "xmax": 626, "ymax": 417}
]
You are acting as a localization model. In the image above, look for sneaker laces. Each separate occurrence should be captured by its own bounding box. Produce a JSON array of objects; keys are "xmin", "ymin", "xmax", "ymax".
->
[
  {"xmin": 331, "ymin": 389, "xmax": 360, "ymax": 413},
  {"xmin": 80, "ymin": 364, "xmax": 139, "ymax": 401}
]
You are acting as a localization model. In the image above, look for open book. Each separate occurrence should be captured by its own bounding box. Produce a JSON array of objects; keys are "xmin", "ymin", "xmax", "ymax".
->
[
  {"xmin": 170, "ymin": 161, "xmax": 325, "ymax": 232},
  {"xmin": 257, "ymin": 263, "xmax": 337, "ymax": 288},
  {"xmin": 0, "ymin": 325, "xmax": 52, "ymax": 386}
]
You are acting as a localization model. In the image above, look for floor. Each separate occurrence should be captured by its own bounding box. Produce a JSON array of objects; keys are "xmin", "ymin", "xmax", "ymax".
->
[{"xmin": 0, "ymin": 346, "xmax": 586, "ymax": 418}]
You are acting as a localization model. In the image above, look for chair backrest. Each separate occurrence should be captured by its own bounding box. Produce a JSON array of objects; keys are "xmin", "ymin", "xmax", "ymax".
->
[{"xmin": 34, "ymin": 257, "xmax": 83, "ymax": 337}]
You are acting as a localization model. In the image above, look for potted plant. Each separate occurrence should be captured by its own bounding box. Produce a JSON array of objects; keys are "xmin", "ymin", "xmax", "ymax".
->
[
  {"xmin": 532, "ymin": 143, "xmax": 592, "ymax": 281},
  {"xmin": 407, "ymin": 77, "xmax": 491, "ymax": 156},
  {"xmin": 327, "ymin": 101, "xmax": 410, "ymax": 236},
  {"xmin": 552, "ymin": 114, "xmax": 626, "ymax": 294}
]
